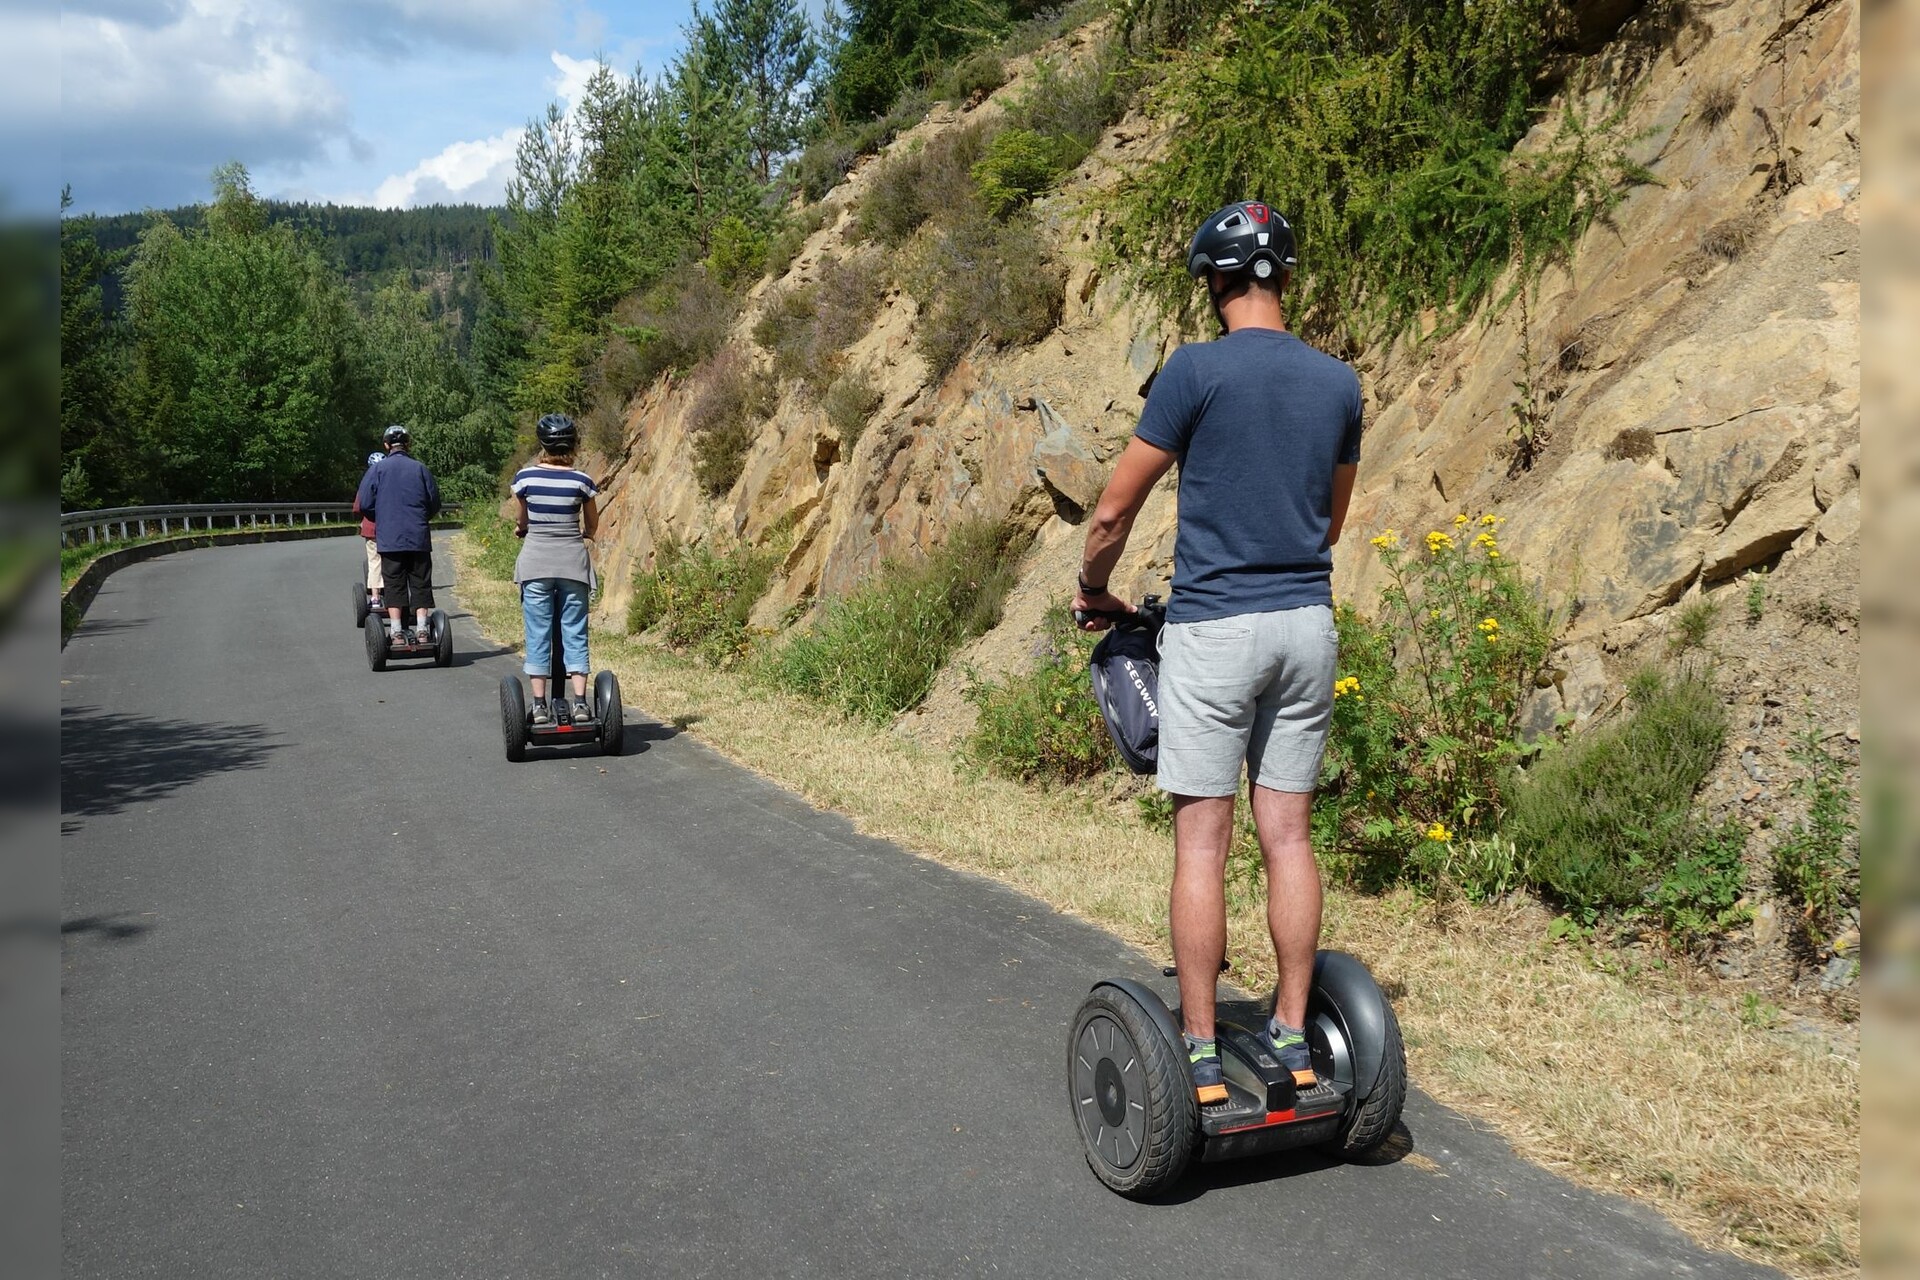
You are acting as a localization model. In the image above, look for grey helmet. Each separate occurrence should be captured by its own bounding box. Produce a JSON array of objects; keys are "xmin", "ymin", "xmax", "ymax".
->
[
  {"xmin": 1186, "ymin": 201, "xmax": 1297, "ymax": 281},
  {"xmin": 366, "ymin": 451, "xmax": 383, "ymax": 467},
  {"xmin": 382, "ymin": 424, "xmax": 410, "ymax": 447}
]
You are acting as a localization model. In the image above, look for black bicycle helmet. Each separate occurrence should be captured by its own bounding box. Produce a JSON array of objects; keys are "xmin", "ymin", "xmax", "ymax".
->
[
  {"xmin": 1186, "ymin": 201, "xmax": 1297, "ymax": 281},
  {"xmin": 382, "ymin": 424, "xmax": 410, "ymax": 447},
  {"xmin": 536, "ymin": 413, "xmax": 578, "ymax": 452}
]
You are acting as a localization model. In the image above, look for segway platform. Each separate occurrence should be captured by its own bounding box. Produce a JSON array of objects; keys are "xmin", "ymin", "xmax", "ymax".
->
[
  {"xmin": 363, "ymin": 609, "xmax": 453, "ymax": 671},
  {"xmin": 498, "ymin": 669, "xmax": 623, "ymax": 761},
  {"xmin": 1068, "ymin": 950, "xmax": 1407, "ymax": 1197}
]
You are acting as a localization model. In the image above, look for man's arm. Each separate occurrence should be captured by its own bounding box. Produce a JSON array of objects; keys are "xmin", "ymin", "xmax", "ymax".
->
[
  {"xmin": 355, "ymin": 468, "xmax": 377, "ymax": 521},
  {"xmin": 423, "ymin": 468, "xmax": 442, "ymax": 519},
  {"xmin": 1074, "ymin": 436, "xmax": 1176, "ymax": 627},
  {"xmin": 1329, "ymin": 463, "xmax": 1357, "ymax": 547}
]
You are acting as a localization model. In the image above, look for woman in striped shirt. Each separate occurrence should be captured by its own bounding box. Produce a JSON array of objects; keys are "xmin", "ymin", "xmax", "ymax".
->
[{"xmin": 511, "ymin": 413, "xmax": 600, "ymax": 726}]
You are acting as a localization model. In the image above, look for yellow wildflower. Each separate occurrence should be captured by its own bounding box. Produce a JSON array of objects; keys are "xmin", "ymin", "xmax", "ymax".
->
[
  {"xmin": 1426, "ymin": 530, "xmax": 1454, "ymax": 553},
  {"xmin": 1333, "ymin": 676, "xmax": 1361, "ymax": 698},
  {"xmin": 1370, "ymin": 530, "xmax": 1400, "ymax": 551},
  {"xmin": 1453, "ymin": 513, "xmax": 1471, "ymax": 527},
  {"xmin": 1425, "ymin": 822, "xmax": 1451, "ymax": 842},
  {"xmin": 1488, "ymin": 550, "xmax": 1501, "ymax": 560},
  {"xmin": 1473, "ymin": 532, "xmax": 1499, "ymax": 551},
  {"xmin": 1480, "ymin": 513, "xmax": 1503, "ymax": 527},
  {"xmin": 1478, "ymin": 617, "xmax": 1500, "ymax": 632}
]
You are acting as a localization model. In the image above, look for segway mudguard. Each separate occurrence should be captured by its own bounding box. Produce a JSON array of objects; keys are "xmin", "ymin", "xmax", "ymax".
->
[
  {"xmin": 1311, "ymin": 950, "xmax": 1391, "ymax": 1098},
  {"xmin": 1090, "ymin": 977, "xmax": 1184, "ymax": 1057}
]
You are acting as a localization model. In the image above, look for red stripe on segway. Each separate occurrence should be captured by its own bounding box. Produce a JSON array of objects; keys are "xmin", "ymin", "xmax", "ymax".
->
[{"xmin": 1217, "ymin": 1110, "xmax": 1299, "ymax": 1134}]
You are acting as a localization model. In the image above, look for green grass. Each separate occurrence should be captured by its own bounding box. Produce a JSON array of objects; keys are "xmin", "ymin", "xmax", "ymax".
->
[{"xmin": 765, "ymin": 520, "xmax": 1022, "ymax": 724}]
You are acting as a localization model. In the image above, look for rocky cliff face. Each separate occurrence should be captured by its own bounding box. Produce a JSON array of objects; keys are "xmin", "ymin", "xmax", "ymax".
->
[{"xmin": 592, "ymin": 0, "xmax": 1859, "ymax": 961}]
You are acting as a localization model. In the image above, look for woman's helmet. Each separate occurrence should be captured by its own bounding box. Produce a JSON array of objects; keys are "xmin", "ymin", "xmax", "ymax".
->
[
  {"xmin": 1186, "ymin": 201, "xmax": 1297, "ymax": 282},
  {"xmin": 366, "ymin": 452, "xmax": 383, "ymax": 467},
  {"xmin": 536, "ymin": 413, "xmax": 578, "ymax": 452},
  {"xmin": 382, "ymin": 424, "xmax": 410, "ymax": 447}
]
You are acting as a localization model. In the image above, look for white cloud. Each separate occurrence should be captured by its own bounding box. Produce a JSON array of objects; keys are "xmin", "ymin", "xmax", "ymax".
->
[
  {"xmin": 358, "ymin": 49, "xmax": 603, "ymax": 209},
  {"xmin": 369, "ymin": 128, "xmax": 522, "ymax": 208},
  {"xmin": 549, "ymin": 50, "xmax": 600, "ymax": 115}
]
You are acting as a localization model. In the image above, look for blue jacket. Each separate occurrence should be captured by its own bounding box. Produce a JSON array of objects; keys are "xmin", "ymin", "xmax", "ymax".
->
[{"xmin": 356, "ymin": 452, "xmax": 441, "ymax": 552}]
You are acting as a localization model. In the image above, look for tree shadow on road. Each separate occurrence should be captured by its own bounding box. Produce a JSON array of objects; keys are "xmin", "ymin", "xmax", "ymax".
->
[{"xmin": 60, "ymin": 705, "xmax": 282, "ymax": 823}]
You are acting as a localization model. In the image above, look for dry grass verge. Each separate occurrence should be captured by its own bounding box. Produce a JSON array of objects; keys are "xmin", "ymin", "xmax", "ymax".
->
[{"xmin": 454, "ymin": 533, "xmax": 1858, "ymax": 1278}]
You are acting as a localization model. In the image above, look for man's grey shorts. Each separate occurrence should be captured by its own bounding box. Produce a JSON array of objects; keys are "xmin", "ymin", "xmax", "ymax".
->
[{"xmin": 1156, "ymin": 604, "xmax": 1338, "ymax": 797}]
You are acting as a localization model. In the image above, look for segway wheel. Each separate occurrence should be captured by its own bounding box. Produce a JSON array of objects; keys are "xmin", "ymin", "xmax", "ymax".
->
[
  {"xmin": 499, "ymin": 676, "xmax": 529, "ymax": 762},
  {"xmin": 432, "ymin": 609, "xmax": 453, "ymax": 667},
  {"xmin": 1314, "ymin": 994, "xmax": 1408, "ymax": 1158},
  {"xmin": 594, "ymin": 670, "xmax": 623, "ymax": 757},
  {"xmin": 1067, "ymin": 986, "xmax": 1196, "ymax": 1197},
  {"xmin": 352, "ymin": 578, "xmax": 369, "ymax": 629},
  {"xmin": 363, "ymin": 614, "xmax": 387, "ymax": 672}
]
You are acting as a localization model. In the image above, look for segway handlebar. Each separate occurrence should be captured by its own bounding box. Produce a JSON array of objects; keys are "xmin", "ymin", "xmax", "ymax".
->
[{"xmin": 1072, "ymin": 593, "xmax": 1167, "ymax": 633}]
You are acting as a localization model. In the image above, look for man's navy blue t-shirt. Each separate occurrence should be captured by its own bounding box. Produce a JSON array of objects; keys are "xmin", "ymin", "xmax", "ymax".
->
[{"xmin": 1135, "ymin": 327, "xmax": 1362, "ymax": 623}]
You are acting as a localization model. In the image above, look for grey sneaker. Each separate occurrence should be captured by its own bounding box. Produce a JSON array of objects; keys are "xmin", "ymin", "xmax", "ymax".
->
[
  {"xmin": 572, "ymin": 699, "xmax": 594, "ymax": 724},
  {"xmin": 531, "ymin": 699, "xmax": 554, "ymax": 727},
  {"xmin": 1263, "ymin": 1020, "xmax": 1317, "ymax": 1089},
  {"xmin": 1186, "ymin": 1036, "xmax": 1228, "ymax": 1106}
]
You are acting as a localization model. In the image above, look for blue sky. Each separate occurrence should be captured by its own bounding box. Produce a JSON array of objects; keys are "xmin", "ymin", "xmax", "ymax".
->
[{"xmin": 56, "ymin": 1, "xmax": 722, "ymax": 215}]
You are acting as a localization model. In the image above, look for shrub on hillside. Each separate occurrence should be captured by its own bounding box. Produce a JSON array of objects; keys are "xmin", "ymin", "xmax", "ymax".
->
[
  {"xmin": 612, "ymin": 262, "xmax": 735, "ymax": 392},
  {"xmin": 822, "ymin": 371, "xmax": 884, "ymax": 451},
  {"xmin": 628, "ymin": 535, "xmax": 781, "ymax": 667},
  {"xmin": 1504, "ymin": 668, "xmax": 1729, "ymax": 916},
  {"xmin": 753, "ymin": 253, "xmax": 886, "ymax": 396},
  {"xmin": 1006, "ymin": 49, "xmax": 1135, "ymax": 172},
  {"xmin": 972, "ymin": 129, "xmax": 1069, "ymax": 217},
  {"xmin": 685, "ymin": 347, "xmax": 775, "ymax": 497},
  {"xmin": 941, "ymin": 50, "xmax": 1007, "ymax": 103},
  {"xmin": 903, "ymin": 211, "xmax": 1065, "ymax": 383},
  {"xmin": 790, "ymin": 93, "xmax": 931, "ymax": 203},
  {"xmin": 965, "ymin": 608, "xmax": 1114, "ymax": 785},
  {"xmin": 857, "ymin": 124, "xmax": 992, "ymax": 247},
  {"xmin": 767, "ymin": 520, "xmax": 1023, "ymax": 723}
]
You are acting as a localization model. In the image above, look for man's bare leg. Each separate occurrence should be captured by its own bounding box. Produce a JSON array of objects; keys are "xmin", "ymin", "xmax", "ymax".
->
[
  {"xmin": 1171, "ymin": 792, "xmax": 1236, "ymax": 1041},
  {"xmin": 1250, "ymin": 784, "xmax": 1321, "ymax": 1085}
]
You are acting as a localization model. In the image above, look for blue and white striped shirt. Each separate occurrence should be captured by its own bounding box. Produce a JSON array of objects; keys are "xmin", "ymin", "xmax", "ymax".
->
[{"xmin": 510, "ymin": 465, "xmax": 599, "ymax": 540}]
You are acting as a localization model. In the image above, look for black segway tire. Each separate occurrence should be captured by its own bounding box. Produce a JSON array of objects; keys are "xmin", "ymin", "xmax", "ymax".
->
[
  {"xmin": 363, "ymin": 614, "xmax": 387, "ymax": 672},
  {"xmin": 1318, "ymin": 999, "xmax": 1407, "ymax": 1158},
  {"xmin": 352, "ymin": 578, "xmax": 369, "ymax": 629},
  {"xmin": 594, "ymin": 670, "xmax": 623, "ymax": 757},
  {"xmin": 500, "ymin": 676, "xmax": 529, "ymax": 762},
  {"xmin": 432, "ymin": 609, "xmax": 453, "ymax": 667},
  {"xmin": 1067, "ymin": 985, "xmax": 1197, "ymax": 1197}
]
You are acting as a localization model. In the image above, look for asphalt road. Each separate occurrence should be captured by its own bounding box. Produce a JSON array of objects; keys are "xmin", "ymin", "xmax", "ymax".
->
[{"xmin": 61, "ymin": 536, "xmax": 1784, "ymax": 1279}]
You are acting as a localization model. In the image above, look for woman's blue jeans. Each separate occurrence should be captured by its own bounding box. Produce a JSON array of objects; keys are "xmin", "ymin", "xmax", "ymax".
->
[{"xmin": 521, "ymin": 577, "xmax": 590, "ymax": 677}]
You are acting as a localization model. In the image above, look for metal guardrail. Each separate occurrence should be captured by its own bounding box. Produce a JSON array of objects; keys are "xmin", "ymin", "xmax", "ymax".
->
[{"xmin": 60, "ymin": 502, "xmax": 462, "ymax": 546}]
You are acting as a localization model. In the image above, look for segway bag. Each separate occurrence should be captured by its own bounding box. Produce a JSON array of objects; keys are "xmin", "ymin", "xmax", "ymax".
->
[{"xmin": 1087, "ymin": 599, "xmax": 1167, "ymax": 775}]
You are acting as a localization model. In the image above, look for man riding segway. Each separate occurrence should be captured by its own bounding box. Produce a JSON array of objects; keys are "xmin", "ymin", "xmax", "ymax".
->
[
  {"xmin": 357, "ymin": 425, "xmax": 443, "ymax": 647},
  {"xmin": 1074, "ymin": 201, "xmax": 1363, "ymax": 1107}
]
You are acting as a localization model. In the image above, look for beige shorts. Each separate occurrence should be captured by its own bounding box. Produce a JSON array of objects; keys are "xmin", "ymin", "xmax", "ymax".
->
[
  {"xmin": 364, "ymin": 538, "xmax": 383, "ymax": 591},
  {"xmin": 1155, "ymin": 605, "xmax": 1338, "ymax": 796}
]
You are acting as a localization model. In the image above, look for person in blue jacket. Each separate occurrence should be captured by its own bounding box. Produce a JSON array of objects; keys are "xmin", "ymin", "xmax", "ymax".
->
[{"xmin": 355, "ymin": 425, "xmax": 442, "ymax": 643}]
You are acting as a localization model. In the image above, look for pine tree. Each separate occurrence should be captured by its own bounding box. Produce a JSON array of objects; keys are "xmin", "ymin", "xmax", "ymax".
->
[{"xmin": 704, "ymin": 0, "xmax": 820, "ymax": 185}]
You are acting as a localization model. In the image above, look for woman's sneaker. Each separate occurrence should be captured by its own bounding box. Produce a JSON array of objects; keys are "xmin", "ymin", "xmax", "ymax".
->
[
  {"xmin": 1185, "ymin": 1035, "xmax": 1229, "ymax": 1106},
  {"xmin": 1264, "ymin": 1020, "xmax": 1317, "ymax": 1089}
]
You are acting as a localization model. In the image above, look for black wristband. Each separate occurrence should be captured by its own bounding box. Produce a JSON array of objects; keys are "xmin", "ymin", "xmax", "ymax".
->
[{"xmin": 1078, "ymin": 572, "xmax": 1107, "ymax": 595}]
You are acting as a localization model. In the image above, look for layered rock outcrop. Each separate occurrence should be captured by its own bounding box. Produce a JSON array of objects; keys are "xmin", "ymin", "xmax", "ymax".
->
[{"xmin": 591, "ymin": 0, "xmax": 1859, "ymax": 907}]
